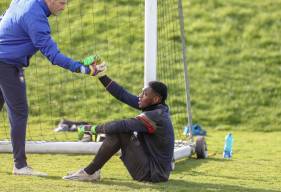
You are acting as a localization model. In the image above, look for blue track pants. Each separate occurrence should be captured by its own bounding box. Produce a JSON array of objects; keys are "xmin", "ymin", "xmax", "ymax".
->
[{"xmin": 0, "ymin": 63, "xmax": 28, "ymax": 169}]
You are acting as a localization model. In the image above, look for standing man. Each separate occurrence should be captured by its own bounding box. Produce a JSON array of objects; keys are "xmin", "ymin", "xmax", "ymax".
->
[{"xmin": 0, "ymin": 0, "xmax": 104, "ymax": 176}]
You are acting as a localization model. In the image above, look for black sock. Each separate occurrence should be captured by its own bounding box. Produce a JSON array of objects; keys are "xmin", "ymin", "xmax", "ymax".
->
[{"xmin": 84, "ymin": 134, "xmax": 120, "ymax": 175}]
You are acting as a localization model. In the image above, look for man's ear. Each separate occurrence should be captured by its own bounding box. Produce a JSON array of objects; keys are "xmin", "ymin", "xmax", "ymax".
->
[{"xmin": 153, "ymin": 96, "xmax": 161, "ymax": 104}]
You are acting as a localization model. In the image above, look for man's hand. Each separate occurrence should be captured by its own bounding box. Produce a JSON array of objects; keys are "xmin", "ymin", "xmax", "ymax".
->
[
  {"xmin": 77, "ymin": 125, "xmax": 97, "ymax": 140},
  {"xmin": 89, "ymin": 62, "xmax": 107, "ymax": 76},
  {"xmin": 79, "ymin": 62, "xmax": 107, "ymax": 76},
  {"xmin": 80, "ymin": 55, "xmax": 107, "ymax": 76}
]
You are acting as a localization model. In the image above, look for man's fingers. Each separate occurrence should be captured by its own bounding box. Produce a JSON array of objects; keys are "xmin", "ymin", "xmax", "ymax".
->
[{"xmin": 96, "ymin": 63, "xmax": 107, "ymax": 71}]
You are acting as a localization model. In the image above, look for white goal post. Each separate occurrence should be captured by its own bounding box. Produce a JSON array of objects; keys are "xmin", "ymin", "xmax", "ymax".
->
[
  {"xmin": 144, "ymin": 0, "xmax": 157, "ymax": 86},
  {"xmin": 0, "ymin": 141, "xmax": 193, "ymax": 161}
]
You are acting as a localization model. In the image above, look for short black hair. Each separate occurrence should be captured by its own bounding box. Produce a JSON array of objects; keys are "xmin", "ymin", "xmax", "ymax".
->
[{"xmin": 149, "ymin": 81, "xmax": 168, "ymax": 104}]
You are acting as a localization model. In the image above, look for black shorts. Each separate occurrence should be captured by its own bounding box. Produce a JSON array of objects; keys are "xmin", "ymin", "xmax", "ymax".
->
[{"xmin": 119, "ymin": 134, "xmax": 150, "ymax": 181}]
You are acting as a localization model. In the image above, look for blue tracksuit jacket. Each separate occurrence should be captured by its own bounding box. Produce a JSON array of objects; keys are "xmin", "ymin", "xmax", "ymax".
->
[{"xmin": 0, "ymin": 0, "xmax": 82, "ymax": 71}]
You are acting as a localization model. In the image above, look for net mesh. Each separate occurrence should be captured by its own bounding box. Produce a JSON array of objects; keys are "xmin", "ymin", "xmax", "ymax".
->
[{"xmin": 0, "ymin": 0, "xmax": 188, "ymax": 142}]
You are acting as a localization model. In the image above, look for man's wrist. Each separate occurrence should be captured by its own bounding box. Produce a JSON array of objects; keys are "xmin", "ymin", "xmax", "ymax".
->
[
  {"xmin": 80, "ymin": 65, "xmax": 90, "ymax": 74},
  {"xmin": 99, "ymin": 75, "xmax": 112, "ymax": 87}
]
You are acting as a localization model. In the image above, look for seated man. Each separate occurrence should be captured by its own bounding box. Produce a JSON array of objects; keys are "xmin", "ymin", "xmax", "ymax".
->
[{"xmin": 63, "ymin": 75, "xmax": 175, "ymax": 183}]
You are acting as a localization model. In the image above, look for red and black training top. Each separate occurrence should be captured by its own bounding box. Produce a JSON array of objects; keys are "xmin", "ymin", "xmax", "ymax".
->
[{"xmin": 96, "ymin": 75, "xmax": 175, "ymax": 182}]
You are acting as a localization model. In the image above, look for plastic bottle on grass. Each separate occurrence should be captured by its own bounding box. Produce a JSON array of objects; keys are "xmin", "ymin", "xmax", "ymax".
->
[{"xmin": 223, "ymin": 133, "xmax": 233, "ymax": 159}]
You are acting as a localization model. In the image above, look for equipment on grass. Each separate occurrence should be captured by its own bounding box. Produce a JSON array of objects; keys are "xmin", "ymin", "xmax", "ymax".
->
[
  {"xmin": 223, "ymin": 133, "xmax": 233, "ymax": 159},
  {"xmin": 195, "ymin": 136, "xmax": 208, "ymax": 158},
  {"xmin": 183, "ymin": 124, "xmax": 206, "ymax": 136},
  {"xmin": 173, "ymin": 139, "xmax": 207, "ymax": 161},
  {"xmin": 182, "ymin": 123, "xmax": 207, "ymax": 159},
  {"xmin": 54, "ymin": 119, "xmax": 90, "ymax": 132}
]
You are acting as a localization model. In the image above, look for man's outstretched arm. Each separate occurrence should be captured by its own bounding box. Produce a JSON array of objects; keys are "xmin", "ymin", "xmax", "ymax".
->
[
  {"xmin": 95, "ymin": 118, "xmax": 147, "ymax": 135},
  {"xmin": 99, "ymin": 75, "xmax": 140, "ymax": 109},
  {"xmin": 95, "ymin": 111, "xmax": 158, "ymax": 135}
]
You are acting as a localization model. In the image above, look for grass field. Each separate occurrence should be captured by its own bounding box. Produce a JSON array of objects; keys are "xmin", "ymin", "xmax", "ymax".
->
[
  {"xmin": 1, "ymin": 0, "xmax": 281, "ymax": 191},
  {"xmin": 0, "ymin": 130, "xmax": 280, "ymax": 192}
]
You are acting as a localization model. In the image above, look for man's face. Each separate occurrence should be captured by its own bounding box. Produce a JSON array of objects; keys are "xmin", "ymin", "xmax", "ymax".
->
[
  {"xmin": 47, "ymin": 0, "xmax": 67, "ymax": 16},
  {"xmin": 138, "ymin": 87, "xmax": 161, "ymax": 109}
]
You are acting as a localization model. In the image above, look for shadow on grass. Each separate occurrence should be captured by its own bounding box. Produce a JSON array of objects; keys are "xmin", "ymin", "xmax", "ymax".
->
[
  {"xmin": 99, "ymin": 178, "xmax": 280, "ymax": 192},
  {"xmin": 4, "ymin": 157, "xmax": 277, "ymax": 192},
  {"xmin": 95, "ymin": 157, "xmax": 270, "ymax": 192},
  {"xmin": 4, "ymin": 171, "xmax": 62, "ymax": 180},
  {"xmin": 172, "ymin": 156, "xmax": 224, "ymax": 174}
]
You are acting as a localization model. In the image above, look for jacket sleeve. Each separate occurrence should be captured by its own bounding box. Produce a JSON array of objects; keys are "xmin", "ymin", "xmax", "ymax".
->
[
  {"xmin": 99, "ymin": 75, "xmax": 140, "ymax": 109},
  {"xmin": 22, "ymin": 13, "xmax": 82, "ymax": 72},
  {"xmin": 96, "ymin": 118, "xmax": 148, "ymax": 134},
  {"xmin": 96, "ymin": 109, "xmax": 162, "ymax": 134}
]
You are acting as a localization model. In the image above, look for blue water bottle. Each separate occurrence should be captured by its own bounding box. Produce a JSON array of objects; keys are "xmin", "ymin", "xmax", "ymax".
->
[{"xmin": 223, "ymin": 133, "xmax": 233, "ymax": 159}]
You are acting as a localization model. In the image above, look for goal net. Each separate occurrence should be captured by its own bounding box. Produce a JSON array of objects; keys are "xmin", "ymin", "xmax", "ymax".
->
[{"xmin": 0, "ymin": 0, "xmax": 191, "ymax": 159}]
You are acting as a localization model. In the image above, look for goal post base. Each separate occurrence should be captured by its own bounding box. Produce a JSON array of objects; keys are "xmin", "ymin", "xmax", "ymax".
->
[
  {"xmin": 0, "ymin": 141, "xmax": 194, "ymax": 160},
  {"xmin": 0, "ymin": 141, "xmax": 103, "ymax": 154}
]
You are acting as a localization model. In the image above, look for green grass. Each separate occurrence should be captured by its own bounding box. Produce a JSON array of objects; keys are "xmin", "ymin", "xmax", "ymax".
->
[
  {"xmin": 186, "ymin": 0, "xmax": 281, "ymax": 132},
  {"xmin": 0, "ymin": 130, "xmax": 280, "ymax": 192}
]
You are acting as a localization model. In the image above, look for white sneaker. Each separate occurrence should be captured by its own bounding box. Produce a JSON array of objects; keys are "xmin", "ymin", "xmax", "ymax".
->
[
  {"xmin": 63, "ymin": 169, "xmax": 100, "ymax": 182},
  {"xmin": 13, "ymin": 166, "xmax": 48, "ymax": 177}
]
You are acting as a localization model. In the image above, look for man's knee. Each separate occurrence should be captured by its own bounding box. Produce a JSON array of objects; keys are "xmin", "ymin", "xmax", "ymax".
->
[
  {"xmin": 103, "ymin": 134, "xmax": 121, "ymax": 146},
  {"xmin": 103, "ymin": 133, "xmax": 133, "ymax": 152},
  {"xmin": 10, "ymin": 101, "xmax": 28, "ymax": 118}
]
